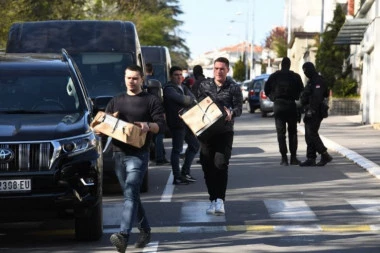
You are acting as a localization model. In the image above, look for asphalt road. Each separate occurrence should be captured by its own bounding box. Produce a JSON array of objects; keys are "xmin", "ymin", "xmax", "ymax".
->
[{"xmin": 2, "ymin": 107, "xmax": 380, "ymax": 252}]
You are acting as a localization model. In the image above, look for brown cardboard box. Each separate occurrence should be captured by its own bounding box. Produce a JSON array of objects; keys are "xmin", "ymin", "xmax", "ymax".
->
[
  {"xmin": 180, "ymin": 96, "xmax": 225, "ymax": 141},
  {"xmin": 90, "ymin": 111, "xmax": 146, "ymax": 148}
]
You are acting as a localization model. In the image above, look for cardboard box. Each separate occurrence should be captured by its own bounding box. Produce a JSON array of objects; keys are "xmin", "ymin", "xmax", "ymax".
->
[
  {"xmin": 90, "ymin": 111, "xmax": 146, "ymax": 148},
  {"xmin": 180, "ymin": 96, "xmax": 225, "ymax": 141}
]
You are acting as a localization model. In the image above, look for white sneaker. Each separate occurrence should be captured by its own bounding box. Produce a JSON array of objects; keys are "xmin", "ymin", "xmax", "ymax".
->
[
  {"xmin": 206, "ymin": 200, "xmax": 216, "ymax": 214},
  {"xmin": 215, "ymin": 198, "xmax": 225, "ymax": 215}
]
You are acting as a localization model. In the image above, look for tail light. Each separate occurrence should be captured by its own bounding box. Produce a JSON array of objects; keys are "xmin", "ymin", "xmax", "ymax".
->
[
  {"xmin": 248, "ymin": 90, "xmax": 255, "ymax": 97},
  {"xmin": 260, "ymin": 90, "xmax": 267, "ymax": 99}
]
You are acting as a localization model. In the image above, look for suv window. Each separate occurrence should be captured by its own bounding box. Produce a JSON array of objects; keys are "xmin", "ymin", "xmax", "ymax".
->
[
  {"xmin": 253, "ymin": 80, "xmax": 263, "ymax": 94},
  {"xmin": 0, "ymin": 73, "xmax": 82, "ymax": 113}
]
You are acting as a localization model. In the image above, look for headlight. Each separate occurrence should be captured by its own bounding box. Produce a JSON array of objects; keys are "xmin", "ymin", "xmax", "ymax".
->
[{"xmin": 59, "ymin": 133, "xmax": 97, "ymax": 156}]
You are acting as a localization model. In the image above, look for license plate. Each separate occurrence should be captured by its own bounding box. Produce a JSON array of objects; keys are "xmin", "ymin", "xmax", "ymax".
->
[{"xmin": 0, "ymin": 179, "xmax": 31, "ymax": 193}]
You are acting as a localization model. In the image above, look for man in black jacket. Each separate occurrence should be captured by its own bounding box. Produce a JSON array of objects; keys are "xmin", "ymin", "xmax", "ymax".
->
[
  {"xmin": 191, "ymin": 65, "xmax": 206, "ymax": 95},
  {"xmin": 196, "ymin": 57, "xmax": 243, "ymax": 216},
  {"xmin": 163, "ymin": 66, "xmax": 200, "ymax": 185},
  {"xmin": 265, "ymin": 57, "xmax": 304, "ymax": 166},
  {"xmin": 300, "ymin": 62, "xmax": 333, "ymax": 166}
]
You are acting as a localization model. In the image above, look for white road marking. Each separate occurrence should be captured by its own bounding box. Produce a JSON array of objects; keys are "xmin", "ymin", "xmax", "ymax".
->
[
  {"xmin": 160, "ymin": 172, "xmax": 174, "ymax": 202},
  {"xmin": 264, "ymin": 199, "xmax": 317, "ymax": 221},
  {"xmin": 274, "ymin": 225, "xmax": 322, "ymax": 232},
  {"xmin": 143, "ymin": 241, "xmax": 159, "ymax": 253},
  {"xmin": 347, "ymin": 199, "xmax": 380, "ymax": 217},
  {"xmin": 180, "ymin": 201, "xmax": 226, "ymax": 223},
  {"xmin": 160, "ymin": 143, "xmax": 187, "ymax": 202}
]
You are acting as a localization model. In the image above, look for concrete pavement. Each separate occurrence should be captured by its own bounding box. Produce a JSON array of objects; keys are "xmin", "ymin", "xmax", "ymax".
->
[{"xmin": 298, "ymin": 114, "xmax": 380, "ymax": 180}]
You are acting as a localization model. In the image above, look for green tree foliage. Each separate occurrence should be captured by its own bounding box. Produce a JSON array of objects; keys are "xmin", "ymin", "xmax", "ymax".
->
[
  {"xmin": 232, "ymin": 57, "xmax": 246, "ymax": 82},
  {"xmin": 0, "ymin": 0, "xmax": 189, "ymax": 67},
  {"xmin": 315, "ymin": 4, "xmax": 356, "ymax": 97}
]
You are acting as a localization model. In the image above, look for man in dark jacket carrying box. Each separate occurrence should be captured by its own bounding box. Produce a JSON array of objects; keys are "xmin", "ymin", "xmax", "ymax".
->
[{"xmin": 195, "ymin": 57, "xmax": 243, "ymax": 216}]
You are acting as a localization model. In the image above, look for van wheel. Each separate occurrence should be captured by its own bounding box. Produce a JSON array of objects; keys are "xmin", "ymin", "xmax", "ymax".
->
[
  {"xmin": 261, "ymin": 111, "xmax": 268, "ymax": 117},
  {"xmin": 140, "ymin": 170, "xmax": 148, "ymax": 193},
  {"xmin": 75, "ymin": 199, "xmax": 103, "ymax": 241}
]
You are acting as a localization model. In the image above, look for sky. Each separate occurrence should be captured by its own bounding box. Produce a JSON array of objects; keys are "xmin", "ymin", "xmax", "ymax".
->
[{"xmin": 178, "ymin": 0, "xmax": 286, "ymax": 59}]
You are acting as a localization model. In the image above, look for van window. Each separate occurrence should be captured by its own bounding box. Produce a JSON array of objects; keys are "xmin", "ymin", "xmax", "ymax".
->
[
  {"xmin": 0, "ymin": 74, "xmax": 82, "ymax": 112},
  {"xmin": 71, "ymin": 52, "xmax": 133, "ymax": 97},
  {"xmin": 150, "ymin": 63, "xmax": 166, "ymax": 85}
]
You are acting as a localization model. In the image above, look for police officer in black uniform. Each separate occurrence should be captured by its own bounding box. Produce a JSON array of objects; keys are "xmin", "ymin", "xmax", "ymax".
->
[
  {"xmin": 299, "ymin": 62, "xmax": 333, "ymax": 166},
  {"xmin": 265, "ymin": 57, "xmax": 304, "ymax": 166}
]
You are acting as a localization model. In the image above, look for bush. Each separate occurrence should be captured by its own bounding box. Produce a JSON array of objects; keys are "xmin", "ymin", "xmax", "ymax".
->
[{"xmin": 332, "ymin": 77, "xmax": 359, "ymax": 98}]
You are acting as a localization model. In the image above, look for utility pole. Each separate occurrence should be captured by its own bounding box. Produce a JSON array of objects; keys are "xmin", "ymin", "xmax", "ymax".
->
[
  {"xmin": 321, "ymin": 0, "xmax": 325, "ymax": 43},
  {"xmin": 287, "ymin": 0, "xmax": 292, "ymax": 57}
]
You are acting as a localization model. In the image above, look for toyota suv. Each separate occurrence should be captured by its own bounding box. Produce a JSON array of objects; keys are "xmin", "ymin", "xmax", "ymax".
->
[{"xmin": 0, "ymin": 50, "xmax": 103, "ymax": 241}]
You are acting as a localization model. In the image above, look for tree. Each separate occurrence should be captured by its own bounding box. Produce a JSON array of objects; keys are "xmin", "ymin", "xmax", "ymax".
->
[
  {"xmin": 0, "ymin": 0, "xmax": 190, "ymax": 67},
  {"xmin": 232, "ymin": 57, "xmax": 246, "ymax": 82},
  {"xmin": 315, "ymin": 4, "xmax": 356, "ymax": 96},
  {"xmin": 264, "ymin": 27, "xmax": 287, "ymax": 58}
]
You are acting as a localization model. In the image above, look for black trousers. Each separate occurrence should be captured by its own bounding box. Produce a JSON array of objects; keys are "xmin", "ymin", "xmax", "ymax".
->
[
  {"xmin": 304, "ymin": 115, "xmax": 327, "ymax": 159},
  {"xmin": 200, "ymin": 131, "xmax": 233, "ymax": 202},
  {"xmin": 273, "ymin": 100, "xmax": 298, "ymax": 157}
]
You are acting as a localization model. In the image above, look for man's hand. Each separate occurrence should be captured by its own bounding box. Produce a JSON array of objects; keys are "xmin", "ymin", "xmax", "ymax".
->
[
  {"xmin": 223, "ymin": 106, "xmax": 233, "ymax": 121},
  {"xmin": 134, "ymin": 122, "xmax": 150, "ymax": 134}
]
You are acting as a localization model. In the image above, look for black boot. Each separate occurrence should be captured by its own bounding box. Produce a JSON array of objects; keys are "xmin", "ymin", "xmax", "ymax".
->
[
  {"xmin": 299, "ymin": 158, "xmax": 316, "ymax": 167},
  {"xmin": 316, "ymin": 152, "xmax": 333, "ymax": 166},
  {"xmin": 290, "ymin": 155, "xmax": 300, "ymax": 165},
  {"xmin": 135, "ymin": 229, "xmax": 151, "ymax": 248},
  {"xmin": 280, "ymin": 156, "xmax": 289, "ymax": 166}
]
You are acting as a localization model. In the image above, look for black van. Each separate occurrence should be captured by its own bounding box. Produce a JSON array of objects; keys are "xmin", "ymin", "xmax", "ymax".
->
[
  {"xmin": 6, "ymin": 20, "xmax": 149, "ymax": 192},
  {"xmin": 141, "ymin": 46, "xmax": 171, "ymax": 86}
]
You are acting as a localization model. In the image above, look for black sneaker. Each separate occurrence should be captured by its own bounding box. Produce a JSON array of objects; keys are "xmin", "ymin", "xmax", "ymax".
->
[
  {"xmin": 155, "ymin": 159, "xmax": 170, "ymax": 165},
  {"xmin": 110, "ymin": 232, "xmax": 128, "ymax": 253},
  {"xmin": 135, "ymin": 229, "xmax": 151, "ymax": 248},
  {"xmin": 173, "ymin": 177, "xmax": 189, "ymax": 185},
  {"xmin": 316, "ymin": 152, "xmax": 333, "ymax": 166},
  {"xmin": 280, "ymin": 157, "xmax": 289, "ymax": 166},
  {"xmin": 290, "ymin": 156, "xmax": 301, "ymax": 165},
  {"xmin": 184, "ymin": 174, "xmax": 197, "ymax": 182},
  {"xmin": 299, "ymin": 158, "xmax": 316, "ymax": 167}
]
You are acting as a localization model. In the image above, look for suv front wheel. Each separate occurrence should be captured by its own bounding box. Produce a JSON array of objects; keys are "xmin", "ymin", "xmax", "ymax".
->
[{"xmin": 75, "ymin": 198, "xmax": 103, "ymax": 241}]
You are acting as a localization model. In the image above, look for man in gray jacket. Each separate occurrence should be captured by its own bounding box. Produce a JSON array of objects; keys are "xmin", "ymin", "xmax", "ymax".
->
[{"xmin": 163, "ymin": 66, "xmax": 200, "ymax": 185}]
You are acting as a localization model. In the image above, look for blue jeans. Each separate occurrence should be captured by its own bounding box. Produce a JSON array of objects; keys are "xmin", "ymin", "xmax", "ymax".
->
[
  {"xmin": 113, "ymin": 151, "xmax": 150, "ymax": 234},
  {"xmin": 170, "ymin": 127, "xmax": 200, "ymax": 178}
]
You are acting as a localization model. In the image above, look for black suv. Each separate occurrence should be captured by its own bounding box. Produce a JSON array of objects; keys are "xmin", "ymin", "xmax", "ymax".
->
[{"xmin": 0, "ymin": 50, "xmax": 103, "ymax": 241}]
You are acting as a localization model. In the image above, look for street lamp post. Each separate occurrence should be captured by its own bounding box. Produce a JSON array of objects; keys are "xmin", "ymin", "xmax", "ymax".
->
[{"xmin": 230, "ymin": 15, "xmax": 249, "ymax": 81}]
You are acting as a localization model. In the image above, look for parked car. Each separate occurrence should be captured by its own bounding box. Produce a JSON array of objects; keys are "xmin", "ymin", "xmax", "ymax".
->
[
  {"xmin": 246, "ymin": 74, "xmax": 273, "ymax": 117},
  {"xmin": 0, "ymin": 50, "xmax": 103, "ymax": 241},
  {"xmin": 241, "ymin": 80, "xmax": 249, "ymax": 102}
]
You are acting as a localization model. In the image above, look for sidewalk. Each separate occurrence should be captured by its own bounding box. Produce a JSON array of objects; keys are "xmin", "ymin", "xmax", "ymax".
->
[{"xmin": 298, "ymin": 115, "xmax": 380, "ymax": 180}]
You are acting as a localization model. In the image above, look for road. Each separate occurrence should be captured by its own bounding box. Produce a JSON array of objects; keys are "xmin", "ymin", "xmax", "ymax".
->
[{"xmin": 2, "ymin": 108, "xmax": 380, "ymax": 252}]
